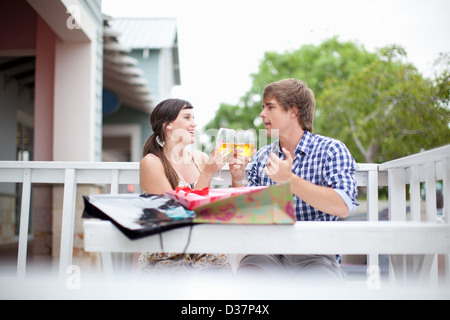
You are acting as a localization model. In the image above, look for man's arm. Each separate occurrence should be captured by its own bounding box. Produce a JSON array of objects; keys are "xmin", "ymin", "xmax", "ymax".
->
[
  {"xmin": 264, "ymin": 148, "xmax": 350, "ymax": 218},
  {"xmin": 289, "ymin": 175, "xmax": 349, "ymax": 218},
  {"xmin": 229, "ymin": 149, "xmax": 251, "ymax": 187}
]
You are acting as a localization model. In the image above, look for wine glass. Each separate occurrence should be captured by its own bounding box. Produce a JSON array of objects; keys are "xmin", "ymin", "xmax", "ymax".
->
[
  {"xmin": 213, "ymin": 128, "xmax": 235, "ymax": 182},
  {"xmin": 235, "ymin": 130, "xmax": 256, "ymax": 184}
]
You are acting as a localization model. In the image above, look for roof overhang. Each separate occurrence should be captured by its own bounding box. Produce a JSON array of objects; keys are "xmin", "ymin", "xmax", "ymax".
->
[{"xmin": 103, "ymin": 15, "xmax": 154, "ymax": 114}]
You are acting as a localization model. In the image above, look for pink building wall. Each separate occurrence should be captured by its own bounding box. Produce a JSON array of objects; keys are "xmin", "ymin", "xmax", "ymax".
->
[{"xmin": 34, "ymin": 16, "xmax": 56, "ymax": 162}]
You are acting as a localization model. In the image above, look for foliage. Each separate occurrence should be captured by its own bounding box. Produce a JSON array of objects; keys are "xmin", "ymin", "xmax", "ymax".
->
[
  {"xmin": 317, "ymin": 45, "xmax": 450, "ymax": 162},
  {"xmin": 205, "ymin": 37, "xmax": 450, "ymax": 163}
]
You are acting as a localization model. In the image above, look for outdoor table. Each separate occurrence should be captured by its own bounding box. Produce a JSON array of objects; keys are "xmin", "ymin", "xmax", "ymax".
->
[{"xmin": 84, "ymin": 219, "xmax": 450, "ymax": 283}]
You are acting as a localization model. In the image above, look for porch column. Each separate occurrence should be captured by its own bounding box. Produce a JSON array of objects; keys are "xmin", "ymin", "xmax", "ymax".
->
[
  {"xmin": 32, "ymin": 15, "xmax": 57, "ymax": 255},
  {"xmin": 28, "ymin": 0, "xmax": 104, "ymax": 264},
  {"xmin": 28, "ymin": 0, "xmax": 102, "ymax": 162},
  {"xmin": 53, "ymin": 40, "xmax": 96, "ymax": 161}
]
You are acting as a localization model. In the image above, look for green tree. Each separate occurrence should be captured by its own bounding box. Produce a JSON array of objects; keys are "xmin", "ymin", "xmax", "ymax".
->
[
  {"xmin": 207, "ymin": 37, "xmax": 377, "ymax": 131},
  {"xmin": 316, "ymin": 45, "xmax": 450, "ymax": 162},
  {"xmin": 205, "ymin": 38, "xmax": 450, "ymax": 163},
  {"xmin": 433, "ymin": 52, "xmax": 450, "ymax": 107}
]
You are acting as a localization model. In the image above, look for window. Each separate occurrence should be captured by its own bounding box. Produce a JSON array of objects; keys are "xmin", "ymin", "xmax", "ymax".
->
[{"xmin": 16, "ymin": 122, "xmax": 33, "ymax": 161}]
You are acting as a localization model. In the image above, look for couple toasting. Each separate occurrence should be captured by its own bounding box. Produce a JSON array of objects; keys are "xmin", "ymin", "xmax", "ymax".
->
[{"xmin": 138, "ymin": 78, "xmax": 358, "ymax": 280}]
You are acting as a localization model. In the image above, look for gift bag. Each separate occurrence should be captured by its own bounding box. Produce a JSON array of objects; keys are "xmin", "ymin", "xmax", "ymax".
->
[
  {"xmin": 166, "ymin": 186, "xmax": 267, "ymax": 210},
  {"xmin": 82, "ymin": 193, "xmax": 195, "ymax": 240},
  {"xmin": 192, "ymin": 183, "xmax": 295, "ymax": 225}
]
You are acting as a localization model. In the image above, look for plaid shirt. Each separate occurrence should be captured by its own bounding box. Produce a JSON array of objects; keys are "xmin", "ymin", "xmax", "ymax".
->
[{"xmin": 247, "ymin": 131, "xmax": 358, "ymax": 222}]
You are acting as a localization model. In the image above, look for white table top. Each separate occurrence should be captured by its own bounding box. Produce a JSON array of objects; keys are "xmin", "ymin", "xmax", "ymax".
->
[{"xmin": 84, "ymin": 220, "xmax": 450, "ymax": 255}]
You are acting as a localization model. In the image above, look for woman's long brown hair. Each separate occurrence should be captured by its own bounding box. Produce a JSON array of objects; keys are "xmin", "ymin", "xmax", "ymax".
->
[{"xmin": 142, "ymin": 98, "xmax": 193, "ymax": 189}]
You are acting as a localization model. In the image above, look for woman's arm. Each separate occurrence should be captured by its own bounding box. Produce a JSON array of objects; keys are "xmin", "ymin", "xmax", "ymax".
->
[{"xmin": 194, "ymin": 148, "xmax": 230, "ymax": 189}]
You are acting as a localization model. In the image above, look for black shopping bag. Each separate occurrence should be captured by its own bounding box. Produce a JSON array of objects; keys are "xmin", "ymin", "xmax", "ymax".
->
[{"xmin": 82, "ymin": 193, "xmax": 195, "ymax": 240}]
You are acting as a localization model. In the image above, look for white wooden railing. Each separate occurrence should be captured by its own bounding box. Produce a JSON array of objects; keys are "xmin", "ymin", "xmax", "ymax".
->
[
  {"xmin": 379, "ymin": 145, "xmax": 450, "ymax": 285},
  {"xmin": 0, "ymin": 145, "xmax": 449, "ymax": 285},
  {"xmin": 0, "ymin": 162, "xmax": 139, "ymax": 278}
]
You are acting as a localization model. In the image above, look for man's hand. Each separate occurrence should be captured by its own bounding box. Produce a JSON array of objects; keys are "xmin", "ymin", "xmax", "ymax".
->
[
  {"xmin": 229, "ymin": 148, "xmax": 251, "ymax": 186},
  {"xmin": 264, "ymin": 147, "xmax": 294, "ymax": 183}
]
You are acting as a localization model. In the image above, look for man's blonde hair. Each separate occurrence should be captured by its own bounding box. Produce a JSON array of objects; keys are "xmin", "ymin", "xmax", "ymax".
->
[{"xmin": 263, "ymin": 78, "xmax": 315, "ymax": 132}]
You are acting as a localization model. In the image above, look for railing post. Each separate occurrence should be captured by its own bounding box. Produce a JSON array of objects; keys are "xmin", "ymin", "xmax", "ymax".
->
[
  {"xmin": 425, "ymin": 162, "xmax": 437, "ymax": 222},
  {"xmin": 110, "ymin": 169, "xmax": 119, "ymax": 194},
  {"xmin": 387, "ymin": 168, "xmax": 406, "ymax": 284},
  {"xmin": 59, "ymin": 168, "xmax": 77, "ymax": 278},
  {"xmin": 444, "ymin": 158, "xmax": 450, "ymax": 225},
  {"xmin": 17, "ymin": 168, "xmax": 31, "ymax": 279},
  {"xmin": 367, "ymin": 169, "xmax": 379, "ymax": 222},
  {"xmin": 442, "ymin": 157, "xmax": 449, "ymax": 284},
  {"xmin": 367, "ymin": 168, "xmax": 379, "ymax": 273},
  {"xmin": 388, "ymin": 168, "xmax": 406, "ymax": 221},
  {"xmin": 423, "ymin": 162, "xmax": 438, "ymax": 286},
  {"xmin": 409, "ymin": 164, "xmax": 421, "ymax": 221},
  {"xmin": 103, "ymin": 169, "xmax": 120, "ymax": 274}
]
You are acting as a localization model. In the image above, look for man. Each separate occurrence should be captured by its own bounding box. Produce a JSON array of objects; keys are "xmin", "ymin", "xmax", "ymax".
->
[{"xmin": 230, "ymin": 78, "xmax": 358, "ymax": 280}]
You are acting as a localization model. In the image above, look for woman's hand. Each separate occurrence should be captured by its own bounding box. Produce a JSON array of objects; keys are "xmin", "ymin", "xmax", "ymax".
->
[
  {"xmin": 203, "ymin": 146, "xmax": 232, "ymax": 175},
  {"xmin": 195, "ymin": 147, "xmax": 232, "ymax": 189}
]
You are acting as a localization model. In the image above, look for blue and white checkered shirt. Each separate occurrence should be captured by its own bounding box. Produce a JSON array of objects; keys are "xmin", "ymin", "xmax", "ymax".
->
[{"xmin": 247, "ymin": 131, "xmax": 358, "ymax": 222}]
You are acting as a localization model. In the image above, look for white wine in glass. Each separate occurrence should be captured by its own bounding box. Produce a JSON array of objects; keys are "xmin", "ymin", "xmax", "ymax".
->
[
  {"xmin": 235, "ymin": 130, "xmax": 256, "ymax": 184},
  {"xmin": 213, "ymin": 128, "xmax": 235, "ymax": 182}
]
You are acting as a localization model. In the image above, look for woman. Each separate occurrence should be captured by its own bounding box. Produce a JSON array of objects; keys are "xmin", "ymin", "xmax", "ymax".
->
[{"xmin": 138, "ymin": 98, "xmax": 231, "ymax": 274}]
